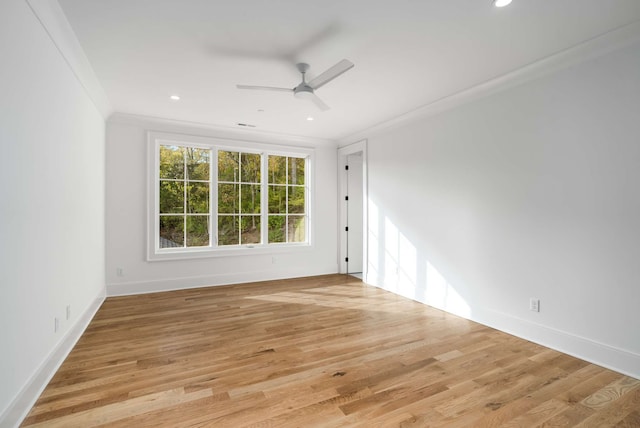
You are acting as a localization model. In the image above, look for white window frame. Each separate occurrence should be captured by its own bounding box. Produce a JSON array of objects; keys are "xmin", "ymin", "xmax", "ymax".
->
[{"xmin": 147, "ymin": 131, "xmax": 314, "ymax": 261}]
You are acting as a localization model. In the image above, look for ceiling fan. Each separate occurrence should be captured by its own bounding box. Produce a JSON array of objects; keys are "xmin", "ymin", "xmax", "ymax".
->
[{"xmin": 237, "ymin": 59, "xmax": 354, "ymax": 111}]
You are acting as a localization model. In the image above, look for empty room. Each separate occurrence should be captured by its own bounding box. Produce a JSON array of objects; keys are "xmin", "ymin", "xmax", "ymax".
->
[{"xmin": 2, "ymin": 0, "xmax": 640, "ymax": 426}]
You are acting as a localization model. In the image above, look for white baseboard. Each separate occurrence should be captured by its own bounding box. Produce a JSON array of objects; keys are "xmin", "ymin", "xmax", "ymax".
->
[
  {"xmin": 475, "ymin": 308, "xmax": 640, "ymax": 380},
  {"xmin": 0, "ymin": 295, "xmax": 105, "ymax": 428},
  {"xmin": 107, "ymin": 265, "xmax": 339, "ymax": 296},
  {"xmin": 368, "ymin": 280, "xmax": 640, "ymax": 380}
]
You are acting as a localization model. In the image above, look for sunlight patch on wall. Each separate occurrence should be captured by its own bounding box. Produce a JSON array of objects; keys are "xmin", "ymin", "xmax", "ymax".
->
[
  {"xmin": 425, "ymin": 262, "xmax": 470, "ymax": 318},
  {"xmin": 366, "ymin": 198, "xmax": 471, "ymax": 319},
  {"xmin": 397, "ymin": 232, "xmax": 418, "ymax": 298},
  {"xmin": 367, "ymin": 201, "xmax": 380, "ymax": 283},
  {"xmin": 384, "ymin": 217, "xmax": 400, "ymax": 291}
]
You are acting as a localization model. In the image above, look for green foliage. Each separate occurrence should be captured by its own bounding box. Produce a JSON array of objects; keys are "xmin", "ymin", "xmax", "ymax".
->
[
  {"xmin": 218, "ymin": 184, "xmax": 237, "ymax": 214},
  {"xmin": 160, "ymin": 182, "xmax": 184, "ymax": 213},
  {"xmin": 288, "ymin": 215, "xmax": 306, "ymax": 242},
  {"xmin": 187, "ymin": 182, "xmax": 209, "ymax": 213},
  {"xmin": 186, "ymin": 148, "xmax": 210, "ymax": 180},
  {"xmin": 217, "ymin": 151, "xmax": 262, "ymax": 244},
  {"xmin": 241, "ymin": 184, "xmax": 261, "ymax": 213},
  {"xmin": 218, "ymin": 215, "xmax": 238, "ymax": 246},
  {"xmin": 160, "ymin": 146, "xmax": 184, "ymax": 179},
  {"xmin": 160, "ymin": 146, "xmax": 307, "ymax": 247},
  {"xmin": 161, "ymin": 145, "xmax": 210, "ymax": 180},
  {"xmin": 268, "ymin": 185, "xmax": 286, "ymax": 214},
  {"xmin": 268, "ymin": 155, "xmax": 305, "ymax": 218},
  {"xmin": 288, "ymin": 186, "xmax": 305, "ymax": 214},
  {"xmin": 266, "ymin": 156, "xmax": 306, "ymax": 243},
  {"xmin": 268, "ymin": 155, "xmax": 286, "ymax": 184},
  {"xmin": 288, "ymin": 157, "xmax": 305, "ymax": 185},
  {"xmin": 267, "ymin": 215, "xmax": 305, "ymax": 243},
  {"xmin": 241, "ymin": 215, "xmax": 260, "ymax": 244},
  {"xmin": 159, "ymin": 145, "xmax": 211, "ymax": 247},
  {"xmin": 268, "ymin": 215, "xmax": 286, "ymax": 243},
  {"xmin": 241, "ymin": 153, "xmax": 261, "ymax": 182},
  {"xmin": 218, "ymin": 151, "xmax": 239, "ymax": 182},
  {"xmin": 159, "ymin": 216, "xmax": 184, "ymax": 247},
  {"xmin": 218, "ymin": 214, "xmax": 261, "ymax": 246},
  {"xmin": 186, "ymin": 216, "xmax": 209, "ymax": 247}
]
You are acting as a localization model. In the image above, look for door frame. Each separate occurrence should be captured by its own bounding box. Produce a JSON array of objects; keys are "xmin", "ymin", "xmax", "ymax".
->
[{"xmin": 338, "ymin": 140, "xmax": 368, "ymax": 278}]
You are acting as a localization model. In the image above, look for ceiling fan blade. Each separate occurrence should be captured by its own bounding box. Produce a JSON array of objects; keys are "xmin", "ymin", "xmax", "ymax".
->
[
  {"xmin": 236, "ymin": 85, "xmax": 293, "ymax": 92},
  {"xmin": 308, "ymin": 59, "xmax": 354, "ymax": 89},
  {"xmin": 309, "ymin": 93, "xmax": 330, "ymax": 111}
]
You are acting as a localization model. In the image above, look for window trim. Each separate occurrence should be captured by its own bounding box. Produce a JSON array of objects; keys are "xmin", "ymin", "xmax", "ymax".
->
[{"xmin": 147, "ymin": 131, "xmax": 314, "ymax": 261}]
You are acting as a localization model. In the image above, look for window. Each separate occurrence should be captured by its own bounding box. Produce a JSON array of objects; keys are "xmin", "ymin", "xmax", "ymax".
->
[
  {"xmin": 149, "ymin": 132, "xmax": 312, "ymax": 260},
  {"xmin": 268, "ymin": 155, "xmax": 306, "ymax": 243},
  {"xmin": 217, "ymin": 150, "xmax": 261, "ymax": 246},
  {"xmin": 159, "ymin": 146, "xmax": 211, "ymax": 248}
]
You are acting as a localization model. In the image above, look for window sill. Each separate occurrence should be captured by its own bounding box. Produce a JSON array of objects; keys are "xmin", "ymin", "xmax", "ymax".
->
[{"xmin": 147, "ymin": 243, "xmax": 312, "ymax": 262}]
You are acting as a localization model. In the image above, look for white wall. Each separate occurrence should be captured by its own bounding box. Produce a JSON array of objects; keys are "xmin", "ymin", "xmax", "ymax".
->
[
  {"xmin": 0, "ymin": 0, "xmax": 106, "ymax": 424},
  {"xmin": 105, "ymin": 115, "xmax": 338, "ymax": 295},
  {"xmin": 362, "ymin": 41, "xmax": 640, "ymax": 377}
]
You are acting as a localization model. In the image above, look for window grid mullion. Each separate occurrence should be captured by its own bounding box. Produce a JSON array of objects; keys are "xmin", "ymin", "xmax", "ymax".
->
[
  {"xmin": 183, "ymin": 149, "xmax": 188, "ymax": 248},
  {"xmin": 261, "ymin": 153, "xmax": 267, "ymax": 245},
  {"xmin": 238, "ymin": 152, "xmax": 242, "ymax": 245},
  {"xmin": 285, "ymin": 157, "xmax": 289, "ymax": 243},
  {"xmin": 210, "ymin": 148, "xmax": 216, "ymax": 248}
]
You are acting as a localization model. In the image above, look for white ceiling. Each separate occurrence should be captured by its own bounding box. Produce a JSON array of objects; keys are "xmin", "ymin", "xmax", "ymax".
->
[{"xmin": 57, "ymin": 0, "xmax": 640, "ymax": 141}]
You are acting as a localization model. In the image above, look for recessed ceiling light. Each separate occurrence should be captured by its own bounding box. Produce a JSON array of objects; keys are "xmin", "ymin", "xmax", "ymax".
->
[
  {"xmin": 306, "ymin": 117, "xmax": 314, "ymax": 121},
  {"xmin": 169, "ymin": 95, "xmax": 180, "ymax": 101},
  {"xmin": 493, "ymin": 0, "xmax": 512, "ymax": 7}
]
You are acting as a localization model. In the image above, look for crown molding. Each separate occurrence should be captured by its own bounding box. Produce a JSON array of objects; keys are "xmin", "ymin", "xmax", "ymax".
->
[
  {"xmin": 26, "ymin": 0, "xmax": 112, "ymax": 118},
  {"xmin": 338, "ymin": 20, "xmax": 640, "ymax": 145},
  {"xmin": 108, "ymin": 112, "xmax": 337, "ymax": 148}
]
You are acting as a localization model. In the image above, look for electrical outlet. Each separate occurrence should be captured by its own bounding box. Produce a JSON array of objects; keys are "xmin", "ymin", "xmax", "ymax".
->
[
  {"xmin": 66, "ymin": 305, "xmax": 71, "ymax": 320},
  {"xmin": 529, "ymin": 298, "xmax": 540, "ymax": 312},
  {"xmin": 116, "ymin": 267, "xmax": 124, "ymax": 277},
  {"xmin": 54, "ymin": 317, "xmax": 59, "ymax": 333}
]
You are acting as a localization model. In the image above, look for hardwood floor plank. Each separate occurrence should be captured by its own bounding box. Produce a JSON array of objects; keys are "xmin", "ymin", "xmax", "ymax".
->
[
  {"xmin": 576, "ymin": 387, "xmax": 640, "ymax": 427},
  {"xmin": 541, "ymin": 403, "xmax": 595, "ymax": 427},
  {"xmin": 615, "ymin": 410, "xmax": 640, "ymax": 428},
  {"xmin": 473, "ymin": 363, "xmax": 605, "ymax": 427},
  {"xmin": 24, "ymin": 388, "xmax": 212, "ymax": 428},
  {"xmin": 20, "ymin": 274, "xmax": 638, "ymax": 427},
  {"xmin": 500, "ymin": 398, "xmax": 570, "ymax": 427},
  {"xmin": 581, "ymin": 376, "xmax": 640, "ymax": 410}
]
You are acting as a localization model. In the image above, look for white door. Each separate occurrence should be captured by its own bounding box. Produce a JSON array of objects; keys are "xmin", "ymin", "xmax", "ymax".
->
[{"xmin": 346, "ymin": 153, "xmax": 363, "ymax": 274}]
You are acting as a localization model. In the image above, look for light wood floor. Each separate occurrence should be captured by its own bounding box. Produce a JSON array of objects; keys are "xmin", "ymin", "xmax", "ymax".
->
[{"xmin": 23, "ymin": 274, "xmax": 639, "ymax": 427}]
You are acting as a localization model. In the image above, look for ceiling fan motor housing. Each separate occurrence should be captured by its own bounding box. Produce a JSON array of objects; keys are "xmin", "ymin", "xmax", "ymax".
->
[
  {"xmin": 294, "ymin": 84, "xmax": 314, "ymax": 99},
  {"xmin": 296, "ymin": 63, "xmax": 310, "ymax": 73}
]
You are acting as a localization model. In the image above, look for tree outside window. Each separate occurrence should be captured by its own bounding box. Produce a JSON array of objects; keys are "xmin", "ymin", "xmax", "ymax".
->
[
  {"xmin": 268, "ymin": 155, "xmax": 306, "ymax": 243},
  {"xmin": 217, "ymin": 151, "xmax": 261, "ymax": 246},
  {"xmin": 156, "ymin": 141, "xmax": 309, "ymax": 254},
  {"xmin": 159, "ymin": 145, "xmax": 210, "ymax": 248}
]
